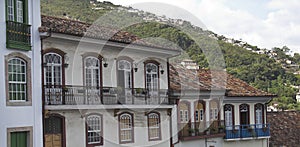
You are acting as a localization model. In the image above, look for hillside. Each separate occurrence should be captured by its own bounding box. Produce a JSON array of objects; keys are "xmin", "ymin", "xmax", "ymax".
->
[{"xmin": 41, "ymin": 0, "xmax": 300, "ymax": 110}]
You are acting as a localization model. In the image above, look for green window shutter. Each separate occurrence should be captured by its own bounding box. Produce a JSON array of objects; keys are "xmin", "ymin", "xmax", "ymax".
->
[{"xmin": 10, "ymin": 132, "xmax": 27, "ymax": 147}]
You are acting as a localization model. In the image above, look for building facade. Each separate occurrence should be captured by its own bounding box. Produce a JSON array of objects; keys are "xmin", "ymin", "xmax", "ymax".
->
[
  {"xmin": 39, "ymin": 15, "xmax": 181, "ymax": 147},
  {"xmin": 0, "ymin": 0, "xmax": 43, "ymax": 147},
  {"xmin": 170, "ymin": 65, "xmax": 274, "ymax": 147}
]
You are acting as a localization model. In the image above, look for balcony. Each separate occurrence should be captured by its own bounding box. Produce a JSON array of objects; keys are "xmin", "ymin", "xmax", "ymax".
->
[
  {"xmin": 224, "ymin": 124, "xmax": 270, "ymax": 140},
  {"xmin": 6, "ymin": 21, "xmax": 31, "ymax": 50},
  {"xmin": 179, "ymin": 120, "xmax": 225, "ymax": 141},
  {"xmin": 43, "ymin": 85, "xmax": 176, "ymax": 106}
]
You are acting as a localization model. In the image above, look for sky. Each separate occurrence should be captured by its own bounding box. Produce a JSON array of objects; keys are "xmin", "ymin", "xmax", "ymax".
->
[{"xmin": 106, "ymin": 0, "xmax": 300, "ymax": 54}]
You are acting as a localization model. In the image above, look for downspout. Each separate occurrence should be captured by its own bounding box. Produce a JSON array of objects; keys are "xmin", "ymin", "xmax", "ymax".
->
[{"xmin": 40, "ymin": 29, "xmax": 51, "ymax": 147}]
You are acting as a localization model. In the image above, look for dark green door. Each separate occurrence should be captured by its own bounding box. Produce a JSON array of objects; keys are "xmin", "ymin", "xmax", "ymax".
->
[{"xmin": 11, "ymin": 132, "xmax": 27, "ymax": 147}]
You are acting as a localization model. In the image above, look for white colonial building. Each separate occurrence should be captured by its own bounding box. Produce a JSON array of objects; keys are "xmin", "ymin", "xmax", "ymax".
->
[
  {"xmin": 39, "ymin": 15, "xmax": 181, "ymax": 147},
  {"xmin": 169, "ymin": 65, "xmax": 275, "ymax": 147},
  {"xmin": 0, "ymin": 0, "xmax": 43, "ymax": 147}
]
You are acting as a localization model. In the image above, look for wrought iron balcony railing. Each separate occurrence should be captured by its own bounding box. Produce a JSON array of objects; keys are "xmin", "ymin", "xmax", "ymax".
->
[
  {"xmin": 224, "ymin": 124, "xmax": 270, "ymax": 139},
  {"xmin": 6, "ymin": 21, "xmax": 31, "ymax": 50},
  {"xmin": 179, "ymin": 120, "xmax": 225, "ymax": 139},
  {"xmin": 43, "ymin": 85, "xmax": 177, "ymax": 105}
]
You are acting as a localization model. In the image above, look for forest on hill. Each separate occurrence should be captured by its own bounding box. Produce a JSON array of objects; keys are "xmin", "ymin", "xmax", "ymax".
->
[{"xmin": 41, "ymin": 0, "xmax": 300, "ymax": 110}]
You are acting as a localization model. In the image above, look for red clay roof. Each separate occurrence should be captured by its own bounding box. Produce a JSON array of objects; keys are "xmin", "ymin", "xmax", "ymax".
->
[
  {"xmin": 40, "ymin": 15, "xmax": 179, "ymax": 50},
  {"xmin": 170, "ymin": 65, "xmax": 275, "ymax": 97}
]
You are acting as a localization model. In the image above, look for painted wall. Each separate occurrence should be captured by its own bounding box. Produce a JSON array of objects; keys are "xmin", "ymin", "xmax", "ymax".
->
[
  {"xmin": 0, "ymin": 0, "xmax": 43, "ymax": 147},
  {"xmin": 50, "ymin": 109, "xmax": 171, "ymax": 147},
  {"xmin": 43, "ymin": 37, "xmax": 170, "ymax": 89}
]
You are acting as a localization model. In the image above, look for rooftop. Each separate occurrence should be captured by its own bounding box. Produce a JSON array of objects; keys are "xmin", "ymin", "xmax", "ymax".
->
[
  {"xmin": 170, "ymin": 65, "xmax": 275, "ymax": 97},
  {"xmin": 40, "ymin": 15, "xmax": 180, "ymax": 51}
]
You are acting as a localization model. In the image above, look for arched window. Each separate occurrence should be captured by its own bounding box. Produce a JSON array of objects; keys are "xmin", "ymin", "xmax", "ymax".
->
[
  {"xmin": 44, "ymin": 53, "xmax": 62, "ymax": 86},
  {"xmin": 148, "ymin": 112, "xmax": 161, "ymax": 141},
  {"xmin": 5, "ymin": 52, "xmax": 31, "ymax": 106},
  {"xmin": 224, "ymin": 104, "xmax": 234, "ymax": 130},
  {"xmin": 117, "ymin": 60, "xmax": 133, "ymax": 102},
  {"xmin": 84, "ymin": 57, "xmax": 100, "ymax": 87},
  {"xmin": 8, "ymin": 58, "xmax": 27, "ymax": 101},
  {"xmin": 255, "ymin": 103, "xmax": 264, "ymax": 128},
  {"xmin": 86, "ymin": 114, "xmax": 103, "ymax": 146},
  {"xmin": 194, "ymin": 101, "xmax": 205, "ymax": 122},
  {"xmin": 239, "ymin": 104, "xmax": 250, "ymax": 125},
  {"xmin": 119, "ymin": 113, "xmax": 134, "ymax": 143},
  {"xmin": 145, "ymin": 62, "xmax": 159, "ymax": 95}
]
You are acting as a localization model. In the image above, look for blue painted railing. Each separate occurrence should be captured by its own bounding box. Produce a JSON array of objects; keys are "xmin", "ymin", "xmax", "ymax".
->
[{"xmin": 225, "ymin": 124, "xmax": 270, "ymax": 139}]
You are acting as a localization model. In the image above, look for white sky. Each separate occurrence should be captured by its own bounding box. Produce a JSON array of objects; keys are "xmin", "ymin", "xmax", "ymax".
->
[{"xmin": 106, "ymin": 0, "xmax": 300, "ymax": 53}]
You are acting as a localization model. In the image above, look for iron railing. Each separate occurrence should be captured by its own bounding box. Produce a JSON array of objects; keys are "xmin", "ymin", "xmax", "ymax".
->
[
  {"xmin": 43, "ymin": 85, "xmax": 177, "ymax": 105},
  {"xmin": 224, "ymin": 124, "xmax": 270, "ymax": 139},
  {"xmin": 179, "ymin": 120, "xmax": 225, "ymax": 138},
  {"xmin": 6, "ymin": 21, "xmax": 31, "ymax": 50}
]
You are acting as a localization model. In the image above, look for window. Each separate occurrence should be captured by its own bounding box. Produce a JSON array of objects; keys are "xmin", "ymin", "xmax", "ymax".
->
[
  {"xmin": 239, "ymin": 104, "xmax": 250, "ymax": 125},
  {"xmin": 199, "ymin": 109, "xmax": 204, "ymax": 121},
  {"xmin": 224, "ymin": 104, "xmax": 234, "ymax": 130},
  {"xmin": 8, "ymin": 58, "xmax": 26, "ymax": 102},
  {"xmin": 145, "ymin": 62, "xmax": 159, "ymax": 96},
  {"xmin": 147, "ymin": 112, "xmax": 161, "ymax": 141},
  {"xmin": 119, "ymin": 113, "xmax": 134, "ymax": 143},
  {"xmin": 184, "ymin": 110, "xmax": 188, "ymax": 122},
  {"xmin": 255, "ymin": 104, "xmax": 264, "ymax": 128},
  {"xmin": 84, "ymin": 57, "xmax": 100, "ymax": 87},
  {"xmin": 214, "ymin": 108, "xmax": 218, "ymax": 120},
  {"xmin": 117, "ymin": 59, "xmax": 133, "ymax": 103},
  {"xmin": 195, "ymin": 110, "xmax": 199, "ymax": 122},
  {"xmin": 6, "ymin": 0, "xmax": 31, "ymax": 50},
  {"xmin": 6, "ymin": 0, "xmax": 27, "ymax": 23},
  {"xmin": 7, "ymin": 126, "xmax": 33, "ymax": 147},
  {"xmin": 44, "ymin": 53, "xmax": 62, "ymax": 86},
  {"xmin": 5, "ymin": 53, "xmax": 31, "ymax": 106},
  {"xmin": 180, "ymin": 110, "xmax": 183, "ymax": 122},
  {"xmin": 86, "ymin": 114, "xmax": 103, "ymax": 146}
]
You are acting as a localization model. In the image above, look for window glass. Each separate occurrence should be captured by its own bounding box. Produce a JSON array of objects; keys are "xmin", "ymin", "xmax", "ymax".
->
[{"xmin": 8, "ymin": 58, "xmax": 27, "ymax": 101}]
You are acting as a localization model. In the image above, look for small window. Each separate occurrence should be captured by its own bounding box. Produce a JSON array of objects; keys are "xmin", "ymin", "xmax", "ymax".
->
[
  {"xmin": 6, "ymin": 0, "xmax": 27, "ymax": 23},
  {"xmin": 199, "ymin": 109, "xmax": 203, "ymax": 121},
  {"xmin": 147, "ymin": 112, "xmax": 161, "ymax": 141},
  {"xmin": 184, "ymin": 110, "xmax": 188, "ymax": 122},
  {"xmin": 119, "ymin": 113, "xmax": 134, "ymax": 143},
  {"xmin": 86, "ymin": 114, "xmax": 103, "ymax": 146},
  {"xmin": 214, "ymin": 108, "xmax": 218, "ymax": 120},
  {"xmin": 7, "ymin": 126, "xmax": 32, "ymax": 147},
  {"xmin": 180, "ymin": 110, "xmax": 183, "ymax": 122},
  {"xmin": 195, "ymin": 110, "xmax": 199, "ymax": 122}
]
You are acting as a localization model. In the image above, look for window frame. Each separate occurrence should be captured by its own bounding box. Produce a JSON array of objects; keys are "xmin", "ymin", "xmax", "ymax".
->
[
  {"xmin": 5, "ymin": 52, "xmax": 31, "ymax": 106},
  {"xmin": 85, "ymin": 113, "xmax": 103, "ymax": 146},
  {"xmin": 255, "ymin": 103, "xmax": 265, "ymax": 128},
  {"xmin": 224, "ymin": 104, "xmax": 235, "ymax": 130},
  {"xmin": 118, "ymin": 112, "xmax": 134, "ymax": 144},
  {"xmin": 147, "ymin": 112, "xmax": 162, "ymax": 141},
  {"xmin": 144, "ymin": 60, "xmax": 160, "ymax": 94},
  {"xmin": 5, "ymin": 0, "xmax": 28, "ymax": 23},
  {"xmin": 7, "ymin": 126, "xmax": 33, "ymax": 147}
]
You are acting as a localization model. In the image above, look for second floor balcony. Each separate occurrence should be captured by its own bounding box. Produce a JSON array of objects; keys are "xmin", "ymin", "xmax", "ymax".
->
[
  {"xmin": 6, "ymin": 21, "xmax": 31, "ymax": 50},
  {"xmin": 224, "ymin": 124, "xmax": 270, "ymax": 140},
  {"xmin": 44, "ymin": 85, "xmax": 177, "ymax": 106}
]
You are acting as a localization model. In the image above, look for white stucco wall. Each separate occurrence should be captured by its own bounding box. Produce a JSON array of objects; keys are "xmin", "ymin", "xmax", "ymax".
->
[
  {"xmin": 224, "ymin": 139, "xmax": 268, "ymax": 147},
  {"xmin": 43, "ymin": 36, "xmax": 170, "ymax": 90},
  {"xmin": 0, "ymin": 0, "xmax": 43, "ymax": 147},
  {"xmin": 51, "ymin": 109, "xmax": 171, "ymax": 147}
]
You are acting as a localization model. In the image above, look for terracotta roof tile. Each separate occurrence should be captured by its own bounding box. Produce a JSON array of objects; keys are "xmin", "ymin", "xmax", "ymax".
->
[
  {"xmin": 170, "ymin": 65, "xmax": 275, "ymax": 97},
  {"xmin": 40, "ymin": 15, "xmax": 179, "ymax": 50}
]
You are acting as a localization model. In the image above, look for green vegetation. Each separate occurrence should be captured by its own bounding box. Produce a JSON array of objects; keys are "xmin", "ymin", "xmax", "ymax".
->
[{"xmin": 41, "ymin": 0, "xmax": 300, "ymax": 110}]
